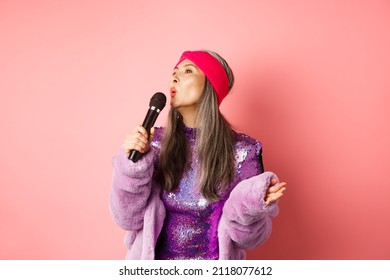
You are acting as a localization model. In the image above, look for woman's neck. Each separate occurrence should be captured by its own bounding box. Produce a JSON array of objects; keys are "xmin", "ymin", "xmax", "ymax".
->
[{"xmin": 177, "ymin": 107, "xmax": 197, "ymax": 128}]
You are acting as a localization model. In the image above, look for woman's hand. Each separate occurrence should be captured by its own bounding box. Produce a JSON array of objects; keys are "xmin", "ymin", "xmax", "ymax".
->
[
  {"xmin": 123, "ymin": 125, "xmax": 156, "ymax": 157},
  {"xmin": 265, "ymin": 178, "xmax": 287, "ymax": 206}
]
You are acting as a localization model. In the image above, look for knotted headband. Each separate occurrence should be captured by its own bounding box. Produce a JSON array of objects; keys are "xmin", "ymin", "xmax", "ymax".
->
[{"xmin": 175, "ymin": 51, "xmax": 229, "ymax": 106}]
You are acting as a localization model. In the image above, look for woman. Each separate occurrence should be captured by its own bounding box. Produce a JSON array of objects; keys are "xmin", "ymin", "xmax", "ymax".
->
[{"xmin": 110, "ymin": 50, "xmax": 287, "ymax": 260}]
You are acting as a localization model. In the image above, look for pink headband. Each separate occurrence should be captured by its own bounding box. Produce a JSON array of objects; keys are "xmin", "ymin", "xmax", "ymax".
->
[{"xmin": 175, "ymin": 51, "xmax": 229, "ymax": 106}]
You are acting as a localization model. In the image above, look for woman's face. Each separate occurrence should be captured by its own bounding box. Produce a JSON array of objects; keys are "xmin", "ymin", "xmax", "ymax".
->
[{"xmin": 169, "ymin": 59, "xmax": 205, "ymax": 111}]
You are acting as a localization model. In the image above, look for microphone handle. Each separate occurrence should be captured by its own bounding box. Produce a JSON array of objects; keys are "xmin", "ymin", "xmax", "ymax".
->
[
  {"xmin": 141, "ymin": 109, "xmax": 159, "ymax": 136},
  {"xmin": 128, "ymin": 108, "xmax": 159, "ymax": 162}
]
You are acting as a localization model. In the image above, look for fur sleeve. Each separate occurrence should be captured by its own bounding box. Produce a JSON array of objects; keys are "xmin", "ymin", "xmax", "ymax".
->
[
  {"xmin": 221, "ymin": 171, "xmax": 279, "ymax": 250},
  {"xmin": 109, "ymin": 148, "xmax": 155, "ymax": 231}
]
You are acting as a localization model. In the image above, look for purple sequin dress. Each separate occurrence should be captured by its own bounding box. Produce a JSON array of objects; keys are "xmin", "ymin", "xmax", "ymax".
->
[{"xmin": 151, "ymin": 126, "xmax": 263, "ymax": 260}]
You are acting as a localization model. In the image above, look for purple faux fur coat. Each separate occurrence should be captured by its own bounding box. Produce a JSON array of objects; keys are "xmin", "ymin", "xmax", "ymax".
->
[{"xmin": 110, "ymin": 147, "xmax": 279, "ymax": 260}]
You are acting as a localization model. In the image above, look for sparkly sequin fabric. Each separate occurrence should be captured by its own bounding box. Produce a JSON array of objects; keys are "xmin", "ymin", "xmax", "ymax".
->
[{"xmin": 151, "ymin": 126, "xmax": 263, "ymax": 260}]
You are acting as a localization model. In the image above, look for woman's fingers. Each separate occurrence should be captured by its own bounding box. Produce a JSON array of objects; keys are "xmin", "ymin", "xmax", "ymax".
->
[
  {"xmin": 265, "ymin": 182, "xmax": 287, "ymax": 206},
  {"xmin": 124, "ymin": 137, "xmax": 147, "ymax": 153},
  {"xmin": 149, "ymin": 127, "xmax": 156, "ymax": 142},
  {"xmin": 265, "ymin": 192, "xmax": 284, "ymax": 206},
  {"xmin": 123, "ymin": 125, "xmax": 154, "ymax": 155},
  {"xmin": 132, "ymin": 125, "xmax": 148, "ymax": 138},
  {"xmin": 268, "ymin": 182, "xmax": 287, "ymax": 193},
  {"xmin": 271, "ymin": 178, "xmax": 278, "ymax": 185}
]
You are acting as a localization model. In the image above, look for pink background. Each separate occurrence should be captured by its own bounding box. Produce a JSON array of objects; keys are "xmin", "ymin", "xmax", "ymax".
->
[{"xmin": 1, "ymin": 0, "xmax": 389, "ymax": 259}]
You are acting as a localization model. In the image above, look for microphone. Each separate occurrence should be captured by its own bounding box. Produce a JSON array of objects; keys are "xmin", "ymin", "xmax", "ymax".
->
[{"xmin": 128, "ymin": 92, "xmax": 167, "ymax": 162}]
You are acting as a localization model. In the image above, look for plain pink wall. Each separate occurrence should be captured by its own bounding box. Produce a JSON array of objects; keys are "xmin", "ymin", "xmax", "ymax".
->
[{"xmin": 1, "ymin": 0, "xmax": 389, "ymax": 259}]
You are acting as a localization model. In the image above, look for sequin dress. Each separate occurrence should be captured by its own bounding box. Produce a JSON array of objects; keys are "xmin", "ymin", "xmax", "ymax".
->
[{"xmin": 151, "ymin": 126, "xmax": 263, "ymax": 260}]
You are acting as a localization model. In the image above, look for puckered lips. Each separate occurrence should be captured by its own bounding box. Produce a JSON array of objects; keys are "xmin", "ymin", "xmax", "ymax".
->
[{"xmin": 170, "ymin": 87, "xmax": 176, "ymax": 97}]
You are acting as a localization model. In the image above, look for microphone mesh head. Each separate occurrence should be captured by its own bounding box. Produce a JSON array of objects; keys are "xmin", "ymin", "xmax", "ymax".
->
[{"xmin": 150, "ymin": 92, "xmax": 167, "ymax": 110}]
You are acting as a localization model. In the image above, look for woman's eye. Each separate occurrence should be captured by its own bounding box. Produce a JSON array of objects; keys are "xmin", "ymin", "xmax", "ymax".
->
[{"xmin": 185, "ymin": 69, "xmax": 192, "ymax": 73}]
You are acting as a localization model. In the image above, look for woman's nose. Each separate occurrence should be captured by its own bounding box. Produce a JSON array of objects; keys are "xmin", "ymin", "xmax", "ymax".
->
[{"xmin": 171, "ymin": 72, "xmax": 179, "ymax": 84}]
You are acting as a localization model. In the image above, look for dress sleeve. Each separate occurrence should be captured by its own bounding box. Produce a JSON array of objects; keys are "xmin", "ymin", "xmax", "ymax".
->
[
  {"xmin": 258, "ymin": 145, "xmax": 264, "ymax": 174},
  {"xmin": 234, "ymin": 137, "xmax": 264, "ymax": 182}
]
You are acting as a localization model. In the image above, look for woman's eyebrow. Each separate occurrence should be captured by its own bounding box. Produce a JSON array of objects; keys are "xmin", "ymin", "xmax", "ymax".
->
[
  {"xmin": 174, "ymin": 63, "xmax": 197, "ymax": 70},
  {"xmin": 183, "ymin": 63, "xmax": 197, "ymax": 68}
]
